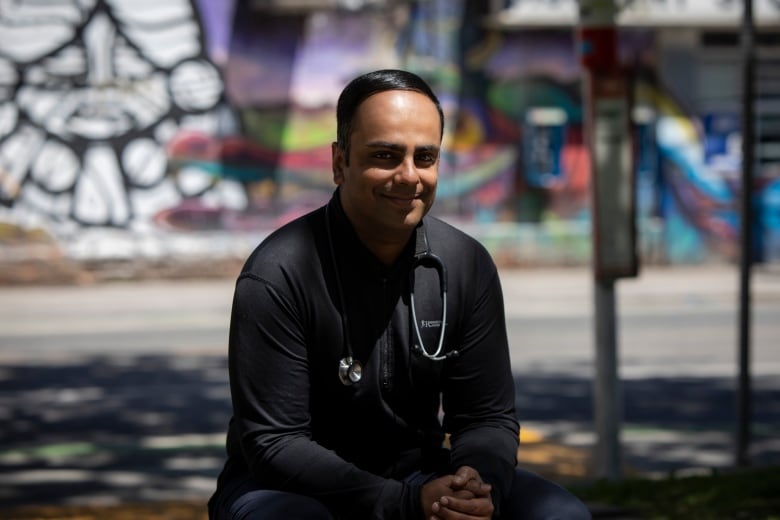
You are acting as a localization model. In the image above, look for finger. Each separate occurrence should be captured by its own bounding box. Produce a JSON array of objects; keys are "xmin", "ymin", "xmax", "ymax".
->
[
  {"xmin": 461, "ymin": 479, "xmax": 492, "ymax": 498},
  {"xmin": 451, "ymin": 489, "xmax": 476, "ymax": 500},
  {"xmin": 430, "ymin": 500, "xmax": 445, "ymax": 520},
  {"xmin": 452, "ymin": 465, "xmax": 479, "ymax": 486},
  {"xmin": 438, "ymin": 495, "xmax": 494, "ymax": 518},
  {"xmin": 452, "ymin": 467, "xmax": 486, "ymax": 490},
  {"xmin": 450, "ymin": 469, "xmax": 491, "ymax": 497},
  {"xmin": 422, "ymin": 475, "xmax": 463, "ymax": 517}
]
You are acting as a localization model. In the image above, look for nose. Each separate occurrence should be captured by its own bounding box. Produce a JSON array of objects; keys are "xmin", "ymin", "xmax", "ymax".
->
[
  {"xmin": 395, "ymin": 156, "xmax": 420, "ymax": 185},
  {"xmin": 83, "ymin": 13, "xmax": 116, "ymax": 87}
]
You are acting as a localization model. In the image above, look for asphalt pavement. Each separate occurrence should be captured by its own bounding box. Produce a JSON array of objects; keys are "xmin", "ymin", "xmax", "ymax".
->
[{"xmin": 1, "ymin": 263, "xmax": 779, "ymax": 509}]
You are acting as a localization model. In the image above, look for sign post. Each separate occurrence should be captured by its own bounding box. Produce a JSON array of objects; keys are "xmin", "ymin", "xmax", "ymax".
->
[
  {"xmin": 737, "ymin": 0, "xmax": 755, "ymax": 470},
  {"xmin": 577, "ymin": 0, "xmax": 638, "ymax": 481}
]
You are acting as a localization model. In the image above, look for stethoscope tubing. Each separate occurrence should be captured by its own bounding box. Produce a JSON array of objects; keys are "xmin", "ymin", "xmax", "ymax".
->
[
  {"xmin": 409, "ymin": 253, "xmax": 449, "ymax": 361},
  {"xmin": 325, "ymin": 205, "xmax": 450, "ymax": 385}
]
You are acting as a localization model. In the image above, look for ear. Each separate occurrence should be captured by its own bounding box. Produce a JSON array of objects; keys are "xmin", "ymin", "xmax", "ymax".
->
[{"xmin": 332, "ymin": 142, "xmax": 345, "ymax": 185}]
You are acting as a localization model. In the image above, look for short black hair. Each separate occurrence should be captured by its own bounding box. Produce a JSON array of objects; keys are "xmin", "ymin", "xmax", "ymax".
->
[{"xmin": 335, "ymin": 69, "xmax": 444, "ymax": 158}]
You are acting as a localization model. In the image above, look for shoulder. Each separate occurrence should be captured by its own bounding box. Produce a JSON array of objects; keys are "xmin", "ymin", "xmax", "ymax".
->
[
  {"xmin": 423, "ymin": 216, "xmax": 503, "ymax": 318},
  {"xmin": 423, "ymin": 215, "xmax": 500, "ymax": 294},
  {"xmin": 423, "ymin": 215, "xmax": 495, "ymax": 269},
  {"xmin": 240, "ymin": 207, "xmax": 326, "ymax": 283}
]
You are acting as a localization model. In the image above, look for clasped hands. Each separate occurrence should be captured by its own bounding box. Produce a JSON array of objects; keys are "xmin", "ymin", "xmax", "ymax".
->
[{"xmin": 421, "ymin": 465, "xmax": 494, "ymax": 520}]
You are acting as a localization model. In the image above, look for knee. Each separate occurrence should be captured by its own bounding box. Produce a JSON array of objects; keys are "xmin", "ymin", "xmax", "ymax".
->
[
  {"xmin": 216, "ymin": 489, "xmax": 334, "ymax": 520},
  {"xmin": 505, "ymin": 468, "xmax": 592, "ymax": 519},
  {"xmin": 518, "ymin": 488, "xmax": 591, "ymax": 520},
  {"xmin": 554, "ymin": 494, "xmax": 592, "ymax": 520}
]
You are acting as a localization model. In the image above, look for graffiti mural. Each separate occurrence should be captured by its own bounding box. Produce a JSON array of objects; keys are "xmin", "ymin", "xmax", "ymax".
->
[
  {"xmin": 0, "ymin": 0, "xmax": 778, "ymax": 266},
  {"xmin": 0, "ymin": 0, "xmax": 235, "ymax": 233}
]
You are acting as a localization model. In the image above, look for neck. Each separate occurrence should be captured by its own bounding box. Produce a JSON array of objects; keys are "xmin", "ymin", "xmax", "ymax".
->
[
  {"xmin": 352, "ymin": 224, "xmax": 413, "ymax": 266},
  {"xmin": 335, "ymin": 189, "xmax": 417, "ymax": 266}
]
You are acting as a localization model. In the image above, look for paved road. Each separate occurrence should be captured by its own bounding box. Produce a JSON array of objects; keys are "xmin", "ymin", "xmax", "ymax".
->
[
  {"xmin": 1, "ymin": 264, "xmax": 779, "ymax": 507},
  {"xmin": 501, "ymin": 265, "xmax": 780, "ymax": 478},
  {"xmin": 4, "ymin": 265, "xmax": 779, "ymax": 371}
]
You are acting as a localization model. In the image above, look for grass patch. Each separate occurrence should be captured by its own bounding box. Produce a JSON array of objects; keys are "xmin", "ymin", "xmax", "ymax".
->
[{"xmin": 571, "ymin": 466, "xmax": 780, "ymax": 519}]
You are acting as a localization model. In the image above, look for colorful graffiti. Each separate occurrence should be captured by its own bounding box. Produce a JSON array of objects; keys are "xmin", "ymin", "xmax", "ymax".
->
[{"xmin": 0, "ymin": 0, "xmax": 778, "ymax": 265}]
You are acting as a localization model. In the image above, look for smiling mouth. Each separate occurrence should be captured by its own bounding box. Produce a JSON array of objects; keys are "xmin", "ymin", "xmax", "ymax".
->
[
  {"xmin": 386, "ymin": 190, "xmax": 421, "ymax": 200},
  {"xmin": 385, "ymin": 193, "xmax": 419, "ymax": 206}
]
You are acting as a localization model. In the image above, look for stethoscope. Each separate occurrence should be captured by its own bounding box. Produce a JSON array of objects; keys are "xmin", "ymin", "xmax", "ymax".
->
[{"xmin": 325, "ymin": 205, "xmax": 452, "ymax": 386}]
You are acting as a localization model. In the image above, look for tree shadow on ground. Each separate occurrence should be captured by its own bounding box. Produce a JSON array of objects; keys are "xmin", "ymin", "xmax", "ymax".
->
[
  {"xmin": 515, "ymin": 368, "xmax": 780, "ymax": 475},
  {"xmin": 1, "ymin": 355, "xmax": 779, "ymax": 508},
  {"xmin": 0, "ymin": 354, "xmax": 231, "ymax": 508}
]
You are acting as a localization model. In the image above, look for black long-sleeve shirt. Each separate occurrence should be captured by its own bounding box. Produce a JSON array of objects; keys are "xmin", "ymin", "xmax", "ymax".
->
[{"xmin": 222, "ymin": 191, "xmax": 519, "ymax": 519}]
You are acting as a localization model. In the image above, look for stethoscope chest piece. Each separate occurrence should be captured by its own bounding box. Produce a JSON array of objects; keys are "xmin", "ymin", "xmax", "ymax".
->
[{"xmin": 338, "ymin": 356, "xmax": 363, "ymax": 385}]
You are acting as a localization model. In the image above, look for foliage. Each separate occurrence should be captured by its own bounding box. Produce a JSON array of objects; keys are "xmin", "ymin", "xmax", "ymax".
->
[{"xmin": 571, "ymin": 466, "xmax": 780, "ymax": 519}]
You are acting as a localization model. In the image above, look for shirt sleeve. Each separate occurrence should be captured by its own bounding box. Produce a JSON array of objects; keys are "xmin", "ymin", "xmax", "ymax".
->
[
  {"xmin": 228, "ymin": 274, "xmax": 423, "ymax": 520},
  {"xmin": 441, "ymin": 266, "xmax": 520, "ymax": 512}
]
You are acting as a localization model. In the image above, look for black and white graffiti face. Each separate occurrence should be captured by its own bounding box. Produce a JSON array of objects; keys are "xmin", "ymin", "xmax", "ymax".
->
[
  {"xmin": 0, "ymin": 0, "xmax": 232, "ymax": 228},
  {"xmin": 18, "ymin": 12, "xmax": 170, "ymax": 140}
]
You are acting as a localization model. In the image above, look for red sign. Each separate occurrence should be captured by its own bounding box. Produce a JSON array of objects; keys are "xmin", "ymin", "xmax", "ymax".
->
[{"xmin": 577, "ymin": 26, "xmax": 618, "ymax": 72}]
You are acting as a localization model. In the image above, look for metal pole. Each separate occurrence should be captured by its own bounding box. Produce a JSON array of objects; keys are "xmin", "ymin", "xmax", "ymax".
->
[
  {"xmin": 577, "ymin": 0, "xmax": 624, "ymax": 481},
  {"xmin": 594, "ymin": 277, "xmax": 621, "ymax": 479},
  {"xmin": 737, "ymin": 0, "xmax": 755, "ymax": 469}
]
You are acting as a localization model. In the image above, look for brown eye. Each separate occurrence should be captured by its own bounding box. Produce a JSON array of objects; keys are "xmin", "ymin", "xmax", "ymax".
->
[{"xmin": 416, "ymin": 153, "xmax": 436, "ymax": 166}]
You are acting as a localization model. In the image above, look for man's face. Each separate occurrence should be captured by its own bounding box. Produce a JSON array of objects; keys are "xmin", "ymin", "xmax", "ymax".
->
[{"xmin": 333, "ymin": 89, "xmax": 441, "ymax": 240}]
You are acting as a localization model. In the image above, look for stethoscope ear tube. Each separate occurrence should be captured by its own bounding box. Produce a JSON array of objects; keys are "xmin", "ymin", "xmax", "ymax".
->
[
  {"xmin": 325, "ymin": 205, "xmax": 361, "ymax": 386},
  {"xmin": 409, "ymin": 252, "xmax": 449, "ymax": 361},
  {"xmin": 413, "ymin": 252, "xmax": 447, "ymax": 293}
]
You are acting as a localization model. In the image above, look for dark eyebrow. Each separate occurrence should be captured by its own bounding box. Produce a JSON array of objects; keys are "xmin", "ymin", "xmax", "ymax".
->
[
  {"xmin": 365, "ymin": 141, "xmax": 405, "ymax": 151},
  {"xmin": 364, "ymin": 141, "xmax": 440, "ymax": 154},
  {"xmin": 415, "ymin": 144, "xmax": 440, "ymax": 154}
]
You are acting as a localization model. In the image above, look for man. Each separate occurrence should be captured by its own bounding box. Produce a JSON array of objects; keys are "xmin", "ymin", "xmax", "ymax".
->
[{"xmin": 209, "ymin": 69, "xmax": 590, "ymax": 519}]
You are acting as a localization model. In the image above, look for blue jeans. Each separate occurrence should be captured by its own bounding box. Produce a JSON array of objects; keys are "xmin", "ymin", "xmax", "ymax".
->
[{"xmin": 209, "ymin": 466, "xmax": 591, "ymax": 519}]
